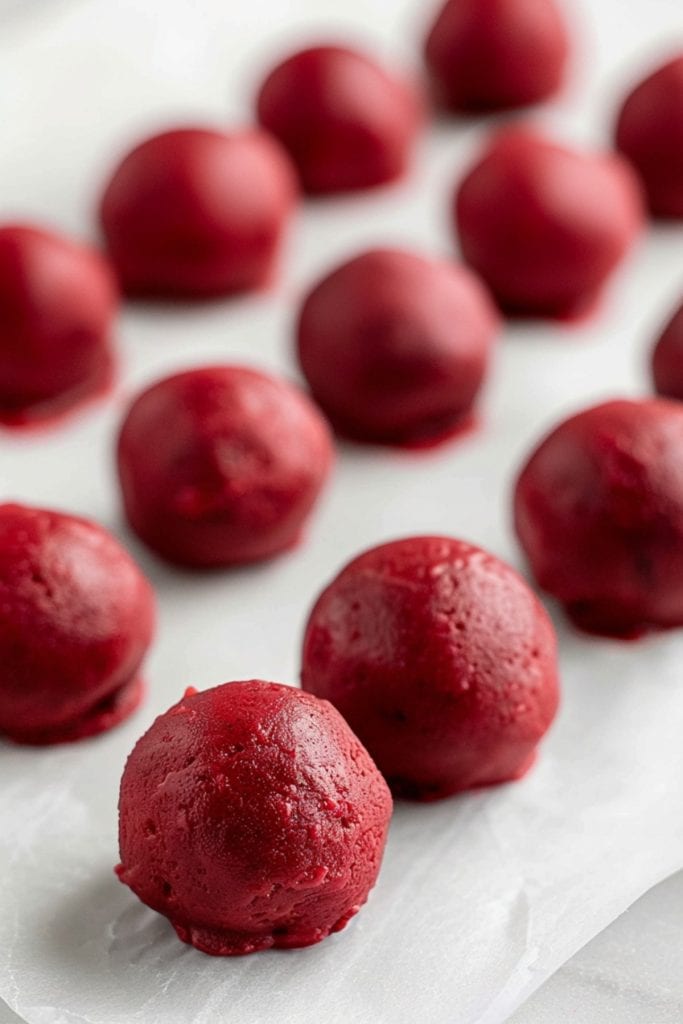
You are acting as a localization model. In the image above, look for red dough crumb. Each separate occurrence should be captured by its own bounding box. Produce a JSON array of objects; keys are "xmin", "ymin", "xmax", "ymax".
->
[
  {"xmin": 0, "ymin": 503, "xmax": 154, "ymax": 745},
  {"xmin": 652, "ymin": 300, "xmax": 683, "ymax": 399},
  {"xmin": 0, "ymin": 224, "xmax": 117, "ymax": 427},
  {"xmin": 116, "ymin": 680, "xmax": 392, "ymax": 955},
  {"xmin": 296, "ymin": 248, "xmax": 499, "ymax": 446},
  {"xmin": 256, "ymin": 45, "xmax": 422, "ymax": 194},
  {"xmin": 425, "ymin": 0, "xmax": 570, "ymax": 113},
  {"xmin": 455, "ymin": 127, "xmax": 644, "ymax": 318},
  {"xmin": 99, "ymin": 127, "xmax": 297, "ymax": 298},
  {"xmin": 615, "ymin": 54, "xmax": 683, "ymax": 219},
  {"xmin": 514, "ymin": 399, "xmax": 683, "ymax": 637},
  {"xmin": 301, "ymin": 536, "xmax": 559, "ymax": 801},
  {"xmin": 117, "ymin": 365, "xmax": 333, "ymax": 568}
]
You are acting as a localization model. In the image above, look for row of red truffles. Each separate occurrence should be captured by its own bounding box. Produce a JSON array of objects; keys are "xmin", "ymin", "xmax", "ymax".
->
[
  {"xmin": 92, "ymin": 102, "xmax": 670, "ymax": 307},
  {"xmin": 114, "ymin": 358, "xmax": 683, "ymax": 637},
  {"xmin": 4, "ymin": 388, "xmax": 683, "ymax": 749},
  {"xmin": 1, "ymin": 211, "xmax": 681, "ymax": 444},
  {"xmin": 1, "ymin": 18, "xmax": 680, "ymax": 424},
  {"xmin": 98, "ymin": 115, "xmax": 645, "ymax": 317},
  {"xmin": 0, "ymin": 39, "xmax": 679, "ymax": 428}
]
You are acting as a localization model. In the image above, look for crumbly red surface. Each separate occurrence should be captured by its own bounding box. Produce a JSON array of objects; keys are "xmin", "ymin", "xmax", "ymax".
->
[
  {"xmin": 117, "ymin": 680, "xmax": 392, "ymax": 955},
  {"xmin": 302, "ymin": 535, "xmax": 559, "ymax": 800}
]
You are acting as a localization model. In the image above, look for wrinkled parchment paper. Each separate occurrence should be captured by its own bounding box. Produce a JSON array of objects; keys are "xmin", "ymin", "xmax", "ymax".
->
[{"xmin": 1, "ymin": 1, "xmax": 682, "ymax": 1022}]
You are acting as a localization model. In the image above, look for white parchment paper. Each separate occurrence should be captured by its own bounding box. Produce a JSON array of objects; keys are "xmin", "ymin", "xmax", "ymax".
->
[{"xmin": 0, "ymin": 1, "xmax": 682, "ymax": 1022}]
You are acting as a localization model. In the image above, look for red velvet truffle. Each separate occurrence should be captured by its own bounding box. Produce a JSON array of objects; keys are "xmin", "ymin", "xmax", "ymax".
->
[
  {"xmin": 455, "ymin": 127, "xmax": 644, "ymax": 318},
  {"xmin": 0, "ymin": 503, "xmax": 154, "ymax": 745},
  {"xmin": 99, "ymin": 127, "xmax": 297, "ymax": 297},
  {"xmin": 514, "ymin": 399, "xmax": 683, "ymax": 637},
  {"xmin": 296, "ymin": 248, "xmax": 499, "ymax": 446},
  {"xmin": 117, "ymin": 365, "xmax": 333, "ymax": 568},
  {"xmin": 652, "ymin": 300, "xmax": 683, "ymax": 399},
  {"xmin": 256, "ymin": 45, "xmax": 421, "ymax": 194},
  {"xmin": 301, "ymin": 536, "xmax": 559, "ymax": 800},
  {"xmin": 425, "ymin": 0, "xmax": 570, "ymax": 112},
  {"xmin": 117, "ymin": 680, "xmax": 392, "ymax": 955},
  {"xmin": 0, "ymin": 224, "xmax": 117, "ymax": 426},
  {"xmin": 615, "ymin": 54, "xmax": 683, "ymax": 219}
]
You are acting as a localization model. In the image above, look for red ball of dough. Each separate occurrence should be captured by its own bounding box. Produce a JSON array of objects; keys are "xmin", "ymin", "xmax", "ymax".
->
[
  {"xmin": 301, "ymin": 536, "xmax": 559, "ymax": 800},
  {"xmin": 256, "ymin": 45, "xmax": 422, "ymax": 194},
  {"xmin": 117, "ymin": 680, "xmax": 392, "ymax": 955},
  {"xmin": 296, "ymin": 248, "xmax": 499, "ymax": 446},
  {"xmin": 100, "ymin": 127, "xmax": 297, "ymax": 297},
  {"xmin": 425, "ymin": 0, "xmax": 570, "ymax": 112},
  {"xmin": 0, "ymin": 224, "xmax": 117, "ymax": 426},
  {"xmin": 615, "ymin": 54, "xmax": 683, "ymax": 219},
  {"xmin": 455, "ymin": 127, "xmax": 644, "ymax": 318},
  {"xmin": 117, "ymin": 365, "xmax": 333, "ymax": 568},
  {"xmin": 652, "ymin": 299, "xmax": 683, "ymax": 399},
  {"xmin": 0, "ymin": 503, "xmax": 154, "ymax": 745},
  {"xmin": 514, "ymin": 399, "xmax": 683, "ymax": 637}
]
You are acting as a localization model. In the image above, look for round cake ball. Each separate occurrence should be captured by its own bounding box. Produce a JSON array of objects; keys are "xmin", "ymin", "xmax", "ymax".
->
[
  {"xmin": 296, "ymin": 248, "xmax": 499, "ymax": 445},
  {"xmin": 117, "ymin": 365, "xmax": 333, "ymax": 568},
  {"xmin": 615, "ymin": 54, "xmax": 683, "ymax": 219},
  {"xmin": 117, "ymin": 680, "xmax": 392, "ymax": 955},
  {"xmin": 99, "ymin": 127, "xmax": 297, "ymax": 298},
  {"xmin": 301, "ymin": 536, "xmax": 559, "ymax": 800},
  {"xmin": 652, "ymin": 299, "xmax": 683, "ymax": 399},
  {"xmin": 514, "ymin": 399, "xmax": 683, "ymax": 637},
  {"xmin": 455, "ymin": 127, "xmax": 644, "ymax": 318},
  {"xmin": 425, "ymin": 0, "xmax": 570, "ymax": 113},
  {"xmin": 0, "ymin": 223, "xmax": 117, "ymax": 426},
  {"xmin": 0, "ymin": 503, "xmax": 154, "ymax": 745},
  {"xmin": 256, "ymin": 45, "xmax": 422, "ymax": 194}
]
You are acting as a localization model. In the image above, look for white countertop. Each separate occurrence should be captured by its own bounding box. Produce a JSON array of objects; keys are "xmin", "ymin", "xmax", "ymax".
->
[{"xmin": 510, "ymin": 870, "xmax": 683, "ymax": 1023}]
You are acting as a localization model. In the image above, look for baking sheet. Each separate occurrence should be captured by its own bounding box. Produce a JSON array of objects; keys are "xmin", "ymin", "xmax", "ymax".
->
[{"xmin": 1, "ymin": 1, "xmax": 683, "ymax": 1022}]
